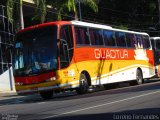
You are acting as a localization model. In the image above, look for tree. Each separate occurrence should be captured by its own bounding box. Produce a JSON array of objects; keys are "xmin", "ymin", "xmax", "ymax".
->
[
  {"xmin": 32, "ymin": 0, "xmax": 47, "ymax": 23},
  {"xmin": 33, "ymin": 0, "xmax": 99, "ymax": 23},
  {"xmin": 7, "ymin": 0, "xmax": 24, "ymax": 29},
  {"xmin": 56, "ymin": 0, "xmax": 99, "ymax": 20}
]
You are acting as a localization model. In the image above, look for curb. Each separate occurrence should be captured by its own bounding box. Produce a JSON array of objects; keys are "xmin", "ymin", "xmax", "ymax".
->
[{"xmin": 0, "ymin": 90, "xmax": 17, "ymax": 97}]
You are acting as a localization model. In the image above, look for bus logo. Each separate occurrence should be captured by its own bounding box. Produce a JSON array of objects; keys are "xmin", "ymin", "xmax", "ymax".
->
[{"xmin": 94, "ymin": 49, "xmax": 129, "ymax": 59}]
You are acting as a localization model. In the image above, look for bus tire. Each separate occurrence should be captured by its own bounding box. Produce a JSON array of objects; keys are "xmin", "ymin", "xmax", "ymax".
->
[
  {"xmin": 136, "ymin": 69, "xmax": 143, "ymax": 85},
  {"xmin": 76, "ymin": 73, "xmax": 89, "ymax": 94},
  {"xmin": 40, "ymin": 90, "xmax": 53, "ymax": 99}
]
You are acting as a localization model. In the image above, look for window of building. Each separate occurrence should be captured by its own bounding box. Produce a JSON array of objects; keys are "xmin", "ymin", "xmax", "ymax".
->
[{"xmin": 0, "ymin": 5, "xmax": 14, "ymax": 75}]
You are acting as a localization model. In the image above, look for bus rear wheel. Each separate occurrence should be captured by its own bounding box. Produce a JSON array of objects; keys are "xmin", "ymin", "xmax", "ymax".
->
[
  {"xmin": 76, "ymin": 73, "xmax": 89, "ymax": 94},
  {"xmin": 40, "ymin": 90, "xmax": 53, "ymax": 99},
  {"xmin": 136, "ymin": 69, "xmax": 143, "ymax": 85}
]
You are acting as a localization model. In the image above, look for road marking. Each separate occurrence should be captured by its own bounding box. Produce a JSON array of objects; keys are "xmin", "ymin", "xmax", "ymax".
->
[
  {"xmin": 37, "ymin": 102, "xmax": 46, "ymax": 104},
  {"xmin": 41, "ymin": 90, "xmax": 160, "ymax": 119}
]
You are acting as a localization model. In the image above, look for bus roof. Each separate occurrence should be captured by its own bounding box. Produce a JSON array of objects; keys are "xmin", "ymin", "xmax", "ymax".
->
[
  {"xmin": 71, "ymin": 21, "xmax": 112, "ymax": 29},
  {"xmin": 150, "ymin": 37, "xmax": 160, "ymax": 40},
  {"xmin": 18, "ymin": 20, "xmax": 149, "ymax": 36},
  {"xmin": 17, "ymin": 21, "xmax": 71, "ymax": 34},
  {"xmin": 72, "ymin": 21, "xmax": 149, "ymax": 36}
]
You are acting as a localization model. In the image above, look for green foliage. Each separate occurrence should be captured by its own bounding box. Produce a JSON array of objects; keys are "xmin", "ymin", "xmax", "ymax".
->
[
  {"xmin": 67, "ymin": 0, "xmax": 76, "ymax": 12},
  {"xmin": 56, "ymin": 0, "xmax": 98, "ymax": 20},
  {"xmin": 80, "ymin": 0, "xmax": 98, "ymax": 12},
  {"xmin": 32, "ymin": 0, "xmax": 47, "ymax": 23},
  {"xmin": 115, "ymin": 25, "xmax": 128, "ymax": 30},
  {"xmin": 7, "ymin": 0, "xmax": 14, "ymax": 23},
  {"xmin": 6, "ymin": 0, "xmax": 24, "ymax": 30}
]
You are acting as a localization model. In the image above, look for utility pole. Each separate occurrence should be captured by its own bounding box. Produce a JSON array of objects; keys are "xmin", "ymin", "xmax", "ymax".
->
[{"xmin": 78, "ymin": 0, "xmax": 82, "ymax": 21}]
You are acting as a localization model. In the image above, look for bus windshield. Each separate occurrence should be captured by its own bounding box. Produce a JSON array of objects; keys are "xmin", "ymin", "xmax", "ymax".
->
[{"xmin": 13, "ymin": 26, "xmax": 58, "ymax": 76}]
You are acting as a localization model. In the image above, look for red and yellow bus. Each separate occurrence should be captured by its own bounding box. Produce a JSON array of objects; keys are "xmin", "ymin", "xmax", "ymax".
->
[{"xmin": 13, "ymin": 21, "xmax": 155, "ymax": 99}]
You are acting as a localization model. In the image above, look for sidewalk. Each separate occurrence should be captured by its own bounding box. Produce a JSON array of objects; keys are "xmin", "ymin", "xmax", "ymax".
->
[{"xmin": 0, "ymin": 90, "xmax": 17, "ymax": 99}]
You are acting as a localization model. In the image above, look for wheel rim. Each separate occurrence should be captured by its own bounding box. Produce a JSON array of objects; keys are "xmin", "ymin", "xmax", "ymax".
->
[
  {"xmin": 80, "ymin": 75, "xmax": 88, "ymax": 91},
  {"xmin": 77, "ymin": 73, "xmax": 89, "ymax": 94}
]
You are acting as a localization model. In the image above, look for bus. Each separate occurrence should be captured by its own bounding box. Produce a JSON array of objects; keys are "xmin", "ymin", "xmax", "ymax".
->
[
  {"xmin": 150, "ymin": 37, "xmax": 160, "ymax": 77},
  {"xmin": 13, "ymin": 21, "xmax": 155, "ymax": 99}
]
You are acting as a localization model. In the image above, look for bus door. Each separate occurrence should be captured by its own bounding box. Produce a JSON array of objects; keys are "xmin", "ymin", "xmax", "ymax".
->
[{"xmin": 59, "ymin": 25, "xmax": 76, "ymax": 88}]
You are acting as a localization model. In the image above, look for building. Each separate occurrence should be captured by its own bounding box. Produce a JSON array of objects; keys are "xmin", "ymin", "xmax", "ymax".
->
[
  {"xmin": 0, "ymin": 0, "xmax": 34, "ymax": 92},
  {"xmin": 0, "ymin": 2, "xmax": 15, "ymax": 91}
]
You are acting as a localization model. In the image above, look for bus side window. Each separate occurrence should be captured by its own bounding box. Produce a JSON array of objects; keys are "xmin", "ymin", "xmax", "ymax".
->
[
  {"xmin": 156, "ymin": 40, "xmax": 160, "ymax": 50},
  {"xmin": 135, "ymin": 35, "xmax": 143, "ymax": 47},
  {"xmin": 89, "ymin": 29, "xmax": 96, "ymax": 45},
  {"xmin": 75, "ymin": 26, "xmax": 90, "ymax": 46},
  {"xmin": 142, "ymin": 36, "xmax": 150, "ymax": 49},
  {"xmin": 89, "ymin": 28, "xmax": 103, "ymax": 46},
  {"xmin": 60, "ymin": 25, "xmax": 74, "ymax": 68},
  {"xmin": 103, "ymin": 30, "xmax": 116, "ymax": 47},
  {"xmin": 115, "ymin": 32, "xmax": 127, "ymax": 47},
  {"xmin": 126, "ymin": 33, "xmax": 135, "ymax": 48}
]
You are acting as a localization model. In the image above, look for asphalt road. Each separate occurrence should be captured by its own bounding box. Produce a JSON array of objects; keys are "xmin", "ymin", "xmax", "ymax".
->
[{"xmin": 0, "ymin": 80, "xmax": 160, "ymax": 120}]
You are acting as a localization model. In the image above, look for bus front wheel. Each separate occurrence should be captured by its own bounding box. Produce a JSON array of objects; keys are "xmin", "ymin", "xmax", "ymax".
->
[
  {"xmin": 40, "ymin": 90, "xmax": 53, "ymax": 99},
  {"xmin": 76, "ymin": 73, "xmax": 89, "ymax": 94}
]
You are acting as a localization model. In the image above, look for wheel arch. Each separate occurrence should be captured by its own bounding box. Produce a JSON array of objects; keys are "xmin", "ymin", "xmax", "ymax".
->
[
  {"xmin": 137, "ymin": 67, "xmax": 143, "ymax": 77},
  {"xmin": 136, "ymin": 67, "xmax": 144, "ymax": 84},
  {"xmin": 81, "ymin": 70, "xmax": 91, "ymax": 86}
]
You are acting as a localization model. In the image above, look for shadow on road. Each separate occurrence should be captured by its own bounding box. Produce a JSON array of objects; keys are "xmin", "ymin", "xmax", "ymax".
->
[
  {"xmin": 39, "ymin": 108, "xmax": 160, "ymax": 120},
  {"xmin": 0, "ymin": 79, "xmax": 160, "ymax": 106}
]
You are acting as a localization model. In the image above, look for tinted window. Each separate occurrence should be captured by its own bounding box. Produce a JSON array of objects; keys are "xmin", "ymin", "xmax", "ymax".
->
[
  {"xmin": 126, "ymin": 33, "xmax": 136, "ymax": 48},
  {"xmin": 142, "ymin": 36, "xmax": 150, "ymax": 49},
  {"xmin": 14, "ymin": 26, "xmax": 58, "ymax": 76},
  {"xmin": 60, "ymin": 25, "xmax": 74, "ymax": 68},
  {"xmin": 115, "ymin": 32, "xmax": 126, "ymax": 47},
  {"xmin": 60, "ymin": 25, "xmax": 73, "ymax": 48},
  {"xmin": 156, "ymin": 39, "xmax": 160, "ymax": 50},
  {"xmin": 75, "ymin": 26, "xmax": 90, "ymax": 45},
  {"xmin": 89, "ymin": 28, "xmax": 103, "ymax": 45},
  {"xmin": 104, "ymin": 30, "xmax": 116, "ymax": 46},
  {"xmin": 135, "ymin": 35, "xmax": 143, "ymax": 47}
]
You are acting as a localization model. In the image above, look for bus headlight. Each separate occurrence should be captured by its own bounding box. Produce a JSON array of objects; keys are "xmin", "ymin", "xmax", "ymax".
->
[
  {"xmin": 45, "ymin": 77, "xmax": 56, "ymax": 82},
  {"xmin": 15, "ymin": 82, "xmax": 24, "ymax": 86}
]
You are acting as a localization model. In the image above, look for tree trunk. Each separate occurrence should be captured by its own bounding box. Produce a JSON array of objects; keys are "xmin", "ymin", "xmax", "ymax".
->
[
  {"xmin": 20, "ymin": 0, "xmax": 24, "ymax": 29},
  {"xmin": 74, "ymin": 11, "xmax": 79, "ymax": 20}
]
